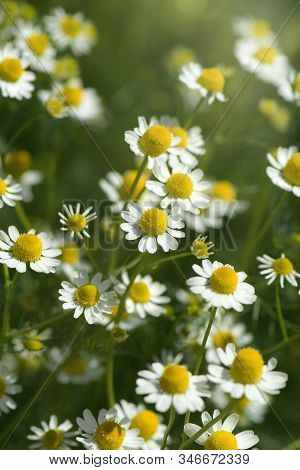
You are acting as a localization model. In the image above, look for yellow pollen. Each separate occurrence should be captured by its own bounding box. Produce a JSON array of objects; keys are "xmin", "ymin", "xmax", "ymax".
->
[
  {"xmin": 198, "ymin": 67, "xmax": 225, "ymax": 93},
  {"xmin": 0, "ymin": 57, "xmax": 24, "ymax": 82},
  {"xmin": 212, "ymin": 180, "xmax": 236, "ymax": 201},
  {"xmin": 75, "ymin": 284, "xmax": 100, "ymax": 308},
  {"xmin": 205, "ymin": 430, "xmax": 238, "ymax": 450},
  {"xmin": 283, "ymin": 153, "xmax": 300, "ymax": 186},
  {"xmin": 3, "ymin": 150, "xmax": 32, "ymax": 179},
  {"xmin": 166, "ymin": 173, "xmax": 193, "ymax": 199},
  {"xmin": 272, "ymin": 257, "xmax": 293, "ymax": 275},
  {"xmin": 27, "ymin": 33, "xmax": 49, "ymax": 56},
  {"xmin": 94, "ymin": 421, "xmax": 125, "ymax": 450},
  {"xmin": 159, "ymin": 364, "xmax": 189, "ymax": 394},
  {"xmin": 12, "ymin": 234, "xmax": 42, "ymax": 263},
  {"xmin": 139, "ymin": 125, "xmax": 172, "ymax": 157},
  {"xmin": 0, "ymin": 179, "xmax": 7, "ymax": 196},
  {"xmin": 23, "ymin": 338, "xmax": 44, "ymax": 351},
  {"xmin": 169, "ymin": 126, "xmax": 188, "ymax": 148},
  {"xmin": 251, "ymin": 20, "xmax": 271, "ymax": 37},
  {"xmin": 60, "ymin": 15, "xmax": 82, "ymax": 38},
  {"xmin": 130, "ymin": 282, "xmax": 151, "ymax": 304},
  {"xmin": 230, "ymin": 348, "xmax": 264, "ymax": 384},
  {"xmin": 140, "ymin": 208, "xmax": 168, "ymax": 237},
  {"xmin": 235, "ymin": 396, "xmax": 250, "ymax": 413},
  {"xmin": 42, "ymin": 429, "xmax": 65, "ymax": 450},
  {"xmin": 254, "ymin": 46, "xmax": 277, "ymax": 64},
  {"xmin": 46, "ymin": 98, "xmax": 63, "ymax": 117},
  {"xmin": 61, "ymin": 244, "xmax": 79, "ymax": 265},
  {"xmin": 0, "ymin": 377, "xmax": 6, "ymax": 399},
  {"xmin": 63, "ymin": 355, "xmax": 87, "ymax": 375},
  {"xmin": 295, "ymin": 75, "xmax": 300, "ymax": 93},
  {"xmin": 210, "ymin": 266, "xmax": 238, "ymax": 294},
  {"xmin": 130, "ymin": 410, "xmax": 159, "ymax": 441},
  {"xmin": 213, "ymin": 330, "xmax": 236, "ymax": 350},
  {"xmin": 62, "ymin": 85, "xmax": 83, "ymax": 107},
  {"xmin": 119, "ymin": 170, "xmax": 146, "ymax": 200},
  {"xmin": 67, "ymin": 214, "xmax": 87, "ymax": 232}
]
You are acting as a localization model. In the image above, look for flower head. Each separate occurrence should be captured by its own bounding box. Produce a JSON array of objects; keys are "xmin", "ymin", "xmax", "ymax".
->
[
  {"xmin": 0, "ymin": 173, "xmax": 22, "ymax": 208},
  {"xmin": 179, "ymin": 62, "xmax": 226, "ymax": 104},
  {"xmin": 27, "ymin": 415, "xmax": 78, "ymax": 449},
  {"xmin": 59, "ymin": 203, "xmax": 97, "ymax": 239},
  {"xmin": 0, "ymin": 362, "xmax": 22, "ymax": 416},
  {"xmin": 0, "ymin": 44, "xmax": 35, "ymax": 100},
  {"xmin": 48, "ymin": 348, "xmax": 103, "ymax": 384},
  {"xmin": 266, "ymin": 146, "xmax": 300, "ymax": 197},
  {"xmin": 257, "ymin": 253, "xmax": 299, "ymax": 288},
  {"xmin": 191, "ymin": 235, "xmax": 214, "ymax": 259}
]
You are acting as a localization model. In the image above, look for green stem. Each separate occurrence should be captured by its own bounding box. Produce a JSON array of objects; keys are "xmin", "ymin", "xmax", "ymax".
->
[
  {"xmin": 6, "ymin": 114, "xmax": 44, "ymax": 150},
  {"xmin": 184, "ymin": 97, "xmax": 205, "ymax": 129},
  {"xmin": 283, "ymin": 438, "xmax": 300, "ymax": 450},
  {"xmin": 263, "ymin": 330, "xmax": 300, "ymax": 356},
  {"xmin": 142, "ymin": 251, "xmax": 193, "ymax": 271},
  {"xmin": 255, "ymin": 192, "xmax": 289, "ymax": 248},
  {"xmin": 0, "ymin": 272, "xmax": 18, "ymax": 352},
  {"xmin": 15, "ymin": 202, "xmax": 32, "ymax": 231},
  {"xmin": 160, "ymin": 405, "xmax": 176, "ymax": 450},
  {"xmin": 106, "ymin": 346, "xmax": 116, "ymax": 407},
  {"xmin": 275, "ymin": 280, "xmax": 288, "ymax": 341},
  {"xmin": 122, "ymin": 155, "xmax": 148, "ymax": 211},
  {"xmin": 7, "ymin": 311, "xmax": 71, "ymax": 338}
]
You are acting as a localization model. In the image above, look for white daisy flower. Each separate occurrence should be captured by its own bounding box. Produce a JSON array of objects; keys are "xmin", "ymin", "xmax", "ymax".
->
[
  {"xmin": 136, "ymin": 361, "xmax": 210, "ymax": 414},
  {"xmin": 45, "ymin": 8, "xmax": 97, "ymax": 56},
  {"xmin": 233, "ymin": 17, "xmax": 274, "ymax": 41},
  {"xmin": 0, "ymin": 363, "xmax": 22, "ymax": 416},
  {"xmin": 208, "ymin": 343, "xmax": 288, "ymax": 403},
  {"xmin": 48, "ymin": 348, "xmax": 103, "ymax": 385},
  {"xmin": 58, "ymin": 271, "xmax": 116, "ymax": 325},
  {"xmin": 59, "ymin": 203, "xmax": 97, "ymax": 239},
  {"xmin": 266, "ymin": 146, "xmax": 300, "ymax": 197},
  {"xmin": 257, "ymin": 253, "xmax": 300, "ymax": 288},
  {"xmin": 179, "ymin": 62, "xmax": 226, "ymax": 104},
  {"xmin": 115, "ymin": 400, "xmax": 166, "ymax": 450},
  {"xmin": 0, "ymin": 173, "xmax": 22, "ymax": 208},
  {"xmin": 124, "ymin": 116, "xmax": 184, "ymax": 170},
  {"xmin": 184, "ymin": 409, "xmax": 259, "ymax": 450},
  {"xmin": 234, "ymin": 38, "xmax": 289, "ymax": 85},
  {"xmin": 12, "ymin": 327, "xmax": 51, "ymax": 355},
  {"xmin": 27, "ymin": 415, "xmax": 78, "ymax": 449},
  {"xmin": 76, "ymin": 407, "xmax": 144, "ymax": 450},
  {"xmin": 0, "ymin": 226, "xmax": 61, "ymax": 274},
  {"xmin": 146, "ymin": 163, "xmax": 210, "ymax": 215},
  {"xmin": 116, "ymin": 272, "xmax": 170, "ymax": 319},
  {"xmin": 278, "ymin": 69, "xmax": 300, "ymax": 106},
  {"xmin": 121, "ymin": 202, "xmax": 185, "ymax": 253},
  {"xmin": 14, "ymin": 22, "xmax": 56, "ymax": 72},
  {"xmin": 96, "ymin": 302, "xmax": 145, "ymax": 331},
  {"xmin": 0, "ymin": 43, "xmax": 35, "ymax": 100},
  {"xmin": 187, "ymin": 260, "xmax": 256, "ymax": 312}
]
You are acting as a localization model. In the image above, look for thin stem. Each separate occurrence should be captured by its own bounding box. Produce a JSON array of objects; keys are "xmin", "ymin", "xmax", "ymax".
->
[
  {"xmin": 275, "ymin": 280, "xmax": 288, "ymax": 341},
  {"xmin": 263, "ymin": 330, "xmax": 300, "ymax": 356},
  {"xmin": 0, "ymin": 272, "xmax": 18, "ymax": 352},
  {"xmin": 255, "ymin": 192, "xmax": 289, "ymax": 248},
  {"xmin": 122, "ymin": 155, "xmax": 148, "ymax": 211},
  {"xmin": 6, "ymin": 114, "xmax": 44, "ymax": 150},
  {"xmin": 283, "ymin": 438, "xmax": 300, "ymax": 450},
  {"xmin": 15, "ymin": 202, "xmax": 32, "ymax": 231},
  {"xmin": 106, "ymin": 346, "xmax": 116, "ymax": 407},
  {"xmin": 184, "ymin": 97, "xmax": 205, "ymax": 129},
  {"xmin": 160, "ymin": 405, "xmax": 176, "ymax": 450},
  {"xmin": 7, "ymin": 311, "xmax": 71, "ymax": 338},
  {"xmin": 142, "ymin": 251, "xmax": 193, "ymax": 271}
]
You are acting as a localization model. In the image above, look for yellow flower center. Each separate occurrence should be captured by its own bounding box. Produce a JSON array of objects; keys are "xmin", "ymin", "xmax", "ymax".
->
[
  {"xmin": 191, "ymin": 239, "xmax": 209, "ymax": 259},
  {"xmin": 235, "ymin": 396, "xmax": 250, "ymax": 413},
  {"xmin": 54, "ymin": 56, "xmax": 80, "ymax": 80},
  {"xmin": 169, "ymin": 126, "xmax": 188, "ymax": 148},
  {"xmin": 210, "ymin": 266, "xmax": 238, "ymax": 294},
  {"xmin": 63, "ymin": 355, "xmax": 87, "ymax": 375},
  {"xmin": 62, "ymin": 85, "xmax": 83, "ymax": 107},
  {"xmin": 118, "ymin": 170, "xmax": 146, "ymax": 200},
  {"xmin": 46, "ymin": 98, "xmax": 63, "ymax": 118},
  {"xmin": 159, "ymin": 364, "xmax": 190, "ymax": 394},
  {"xmin": 0, "ymin": 377, "xmax": 6, "ymax": 399},
  {"xmin": 3, "ymin": 150, "xmax": 32, "ymax": 179},
  {"xmin": 205, "ymin": 430, "xmax": 238, "ymax": 450},
  {"xmin": 23, "ymin": 338, "xmax": 44, "ymax": 351},
  {"xmin": 272, "ymin": 257, "xmax": 293, "ymax": 275},
  {"xmin": 212, "ymin": 180, "xmax": 236, "ymax": 201},
  {"xmin": 94, "ymin": 421, "xmax": 125, "ymax": 450},
  {"xmin": 198, "ymin": 67, "xmax": 225, "ymax": 93},
  {"xmin": 130, "ymin": 410, "xmax": 159, "ymax": 441},
  {"xmin": 66, "ymin": 214, "xmax": 87, "ymax": 232},
  {"xmin": 0, "ymin": 57, "xmax": 24, "ymax": 82},
  {"xmin": 75, "ymin": 284, "xmax": 100, "ymax": 308},
  {"xmin": 60, "ymin": 15, "xmax": 82, "ymax": 38},
  {"xmin": 139, "ymin": 208, "xmax": 168, "ymax": 237},
  {"xmin": 0, "ymin": 178, "xmax": 7, "ymax": 196},
  {"xmin": 12, "ymin": 234, "xmax": 42, "ymax": 263},
  {"xmin": 61, "ymin": 244, "xmax": 79, "ymax": 265},
  {"xmin": 230, "ymin": 348, "xmax": 264, "ymax": 384},
  {"xmin": 213, "ymin": 330, "xmax": 236, "ymax": 350},
  {"xmin": 283, "ymin": 153, "xmax": 300, "ymax": 186},
  {"xmin": 251, "ymin": 20, "xmax": 271, "ymax": 37},
  {"xmin": 130, "ymin": 281, "xmax": 151, "ymax": 304},
  {"xmin": 27, "ymin": 33, "xmax": 49, "ymax": 56},
  {"xmin": 254, "ymin": 46, "xmax": 277, "ymax": 64},
  {"xmin": 139, "ymin": 125, "xmax": 172, "ymax": 157},
  {"xmin": 166, "ymin": 173, "xmax": 193, "ymax": 199},
  {"xmin": 295, "ymin": 75, "xmax": 300, "ymax": 93},
  {"xmin": 42, "ymin": 429, "xmax": 65, "ymax": 450},
  {"xmin": 259, "ymin": 98, "xmax": 277, "ymax": 116}
]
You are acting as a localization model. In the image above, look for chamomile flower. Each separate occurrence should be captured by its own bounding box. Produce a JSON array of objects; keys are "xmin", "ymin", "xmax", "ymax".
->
[
  {"xmin": 121, "ymin": 202, "xmax": 185, "ymax": 253},
  {"xmin": 209, "ymin": 179, "xmax": 248, "ymax": 218},
  {"xmin": 0, "ymin": 44, "xmax": 35, "ymax": 99},
  {"xmin": 52, "ymin": 55, "xmax": 80, "ymax": 81},
  {"xmin": 59, "ymin": 271, "xmax": 116, "ymax": 325},
  {"xmin": 116, "ymin": 272, "xmax": 170, "ymax": 319},
  {"xmin": 234, "ymin": 39, "xmax": 289, "ymax": 85},
  {"xmin": 48, "ymin": 348, "xmax": 103, "ymax": 385},
  {"xmin": 266, "ymin": 146, "xmax": 300, "ymax": 197},
  {"xmin": 27, "ymin": 415, "xmax": 78, "ymax": 449},
  {"xmin": 187, "ymin": 260, "xmax": 256, "ymax": 312},
  {"xmin": 59, "ymin": 203, "xmax": 97, "ymax": 239},
  {"xmin": 179, "ymin": 62, "xmax": 226, "ymax": 104},
  {"xmin": 0, "ymin": 226, "xmax": 61, "ymax": 274},
  {"xmin": 233, "ymin": 17, "xmax": 274, "ymax": 41},
  {"xmin": 12, "ymin": 327, "xmax": 51, "ymax": 355},
  {"xmin": 96, "ymin": 302, "xmax": 145, "ymax": 331},
  {"xmin": 55, "ymin": 237, "xmax": 91, "ymax": 280},
  {"xmin": 76, "ymin": 407, "xmax": 144, "ymax": 450},
  {"xmin": 0, "ymin": 173, "xmax": 22, "ymax": 208},
  {"xmin": 184, "ymin": 409, "xmax": 259, "ymax": 450},
  {"xmin": 191, "ymin": 234, "xmax": 214, "ymax": 259},
  {"xmin": 0, "ymin": 363, "xmax": 22, "ymax": 416},
  {"xmin": 115, "ymin": 400, "xmax": 166, "ymax": 450},
  {"xmin": 124, "ymin": 116, "xmax": 184, "ymax": 170},
  {"xmin": 45, "ymin": 8, "xmax": 97, "ymax": 56},
  {"xmin": 136, "ymin": 361, "xmax": 210, "ymax": 414},
  {"xmin": 278, "ymin": 69, "xmax": 300, "ymax": 106},
  {"xmin": 146, "ymin": 163, "xmax": 210, "ymax": 214},
  {"xmin": 208, "ymin": 343, "xmax": 288, "ymax": 403},
  {"xmin": 257, "ymin": 253, "xmax": 300, "ymax": 288}
]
